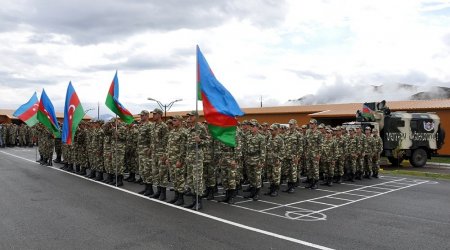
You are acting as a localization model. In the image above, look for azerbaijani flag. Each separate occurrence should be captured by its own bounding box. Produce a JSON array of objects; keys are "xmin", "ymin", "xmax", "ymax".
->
[
  {"xmin": 37, "ymin": 89, "xmax": 61, "ymax": 138},
  {"xmin": 13, "ymin": 92, "xmax": 39, "ymax": 126},
  {"xmin": 62, "ymin": 82, "xmax": 84, "ymax": 145},
  {"xmin": 105, "ymin": 71, "xmax": 134, "ymax": 124},
  {"xmin": 362, "ymin": 103, "xmax": 375, "ymax": 121},
  {"xmin": 197, "ymin": 45, "xmax": 244, "ymax": 147}
]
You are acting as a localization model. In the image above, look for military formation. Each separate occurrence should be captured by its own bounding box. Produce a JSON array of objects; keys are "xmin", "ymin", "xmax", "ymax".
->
[
  {"xmin": 2, "ymin": 113, "xmax": 384, "ymax": 211},
  {"xmin": 0, "ymin": 123, "xmax": 36, "ymax": 148}
]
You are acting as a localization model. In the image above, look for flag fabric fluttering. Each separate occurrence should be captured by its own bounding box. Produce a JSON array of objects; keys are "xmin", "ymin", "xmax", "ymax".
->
[
  {"xmin": 197, "ymin": 45, "xmax": 244, "ymax": 147},
  {"xmin": 105, "ymin": 71, "xmax": 134, "ymax": 124},
  {"xmin": 37, "ymin": 89, "xmax": 61, "ymax": 138},
  {"xmin": 12, "ymin": 92, "xmax": 39, "ymax": 126},
  {"xmin": 62, "ymin": 82, "xmax": 84, "ymax": 145},
  {"xmin": 362, "ymin": 103, "xmax": 375, "ymax": 121}
]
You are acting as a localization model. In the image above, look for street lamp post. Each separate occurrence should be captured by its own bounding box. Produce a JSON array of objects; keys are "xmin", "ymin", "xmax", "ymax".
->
[{"xmin": 147, "ymin": 98, "xmax": 183, "ymax": 121}]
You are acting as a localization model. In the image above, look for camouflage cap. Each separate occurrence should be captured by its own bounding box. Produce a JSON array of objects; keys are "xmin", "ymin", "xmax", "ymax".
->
[
  {"xmin": 348, "ymin": 127, "xmax": 354, "ymax": 131},
  {"xmin": 326, "ymin": 125, "xmax": 331, "ymax": 130},
  {"xmin": 318, "ymin": 124, "xmax": 325, "ymax": 129},
  {"xmin": 336, "ymin": 126, "xmax": 341, "ymax": 130},
  {"xmin": 326, "ymin": 129, "xmax": 333, "ymax": 133},
  {"xmin": 242, "ymin": 119, "xmax": 248, "ymax": 125},
  {"xmin": 373, "ymin": 128, "xmax": 378, "ymax": 132},
  {"xmin": 166, "ymin": 119, "xmax": 173, "ymax": 124},
  {"xmin": 249, "ymin": 119, "xmax": 258, "ymax": 126},
  {"xmin": 151, "ymin": 108, "xmax": 163, "ymax": 115},
  {"xmin": 186, "ymin": 110, "xmax": 198, "ymax": 116},
  {"xmin": 309, "ymin": 119, "xmax": 317, "ymax": 124},
  {"xmin": 269, "ymin": 124, "xmax": 278, "ymax": 130},
  {"xmin": 171, "ymin": 114, "xmax": 183, "ymax": 120},
  {"xmin": 301, "ymin": 124, "xmax": 307, "ymax": 129},
  {"xmin": 365, "ymin": 126, "xmax": 371, "ymax": 131},
  {"xmin": 140, "ymin": 110, "xmax": 149, "ymax": 116},
  {"xmin": 262, "ymin": 122, "xmax": 269, "ymax": 126},
  {"xmin": 288, "ymin": 119, "xmax": 297, "ymax": 125},
  {"xmin": 355, "ymin": 126, "xmax": 361, "ymax": 130}
]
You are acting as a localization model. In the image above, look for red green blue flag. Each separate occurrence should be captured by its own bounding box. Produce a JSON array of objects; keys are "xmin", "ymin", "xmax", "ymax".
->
[
  {"xmin": 197, "ymin": 45, "xmax": 244, "ymax": 147},
  {"xmin": 13, "ymin": 92, "xmax": 39, "ymax": 127},
  {"xmin": 37, "ymin": 89, "xmax": 61, "ymax": 138},
  {"xmin": 62, "ymin": 82, "xmax": 84, "ymax": 145},
  {"xmin": 362, "ymin": 103, "xmax": 375, "ymax": 121},
  {"xmin": 105, "ymin": 71, "xmax": 134, "ymax": 124}
]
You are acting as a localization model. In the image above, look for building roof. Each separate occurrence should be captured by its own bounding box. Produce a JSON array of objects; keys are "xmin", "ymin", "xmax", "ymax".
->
[{"xmin": 165, "ymin": 99, "xmax": 450, "ymax": 118}]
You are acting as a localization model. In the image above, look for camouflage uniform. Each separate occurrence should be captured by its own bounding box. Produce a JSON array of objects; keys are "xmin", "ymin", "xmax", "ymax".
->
[
  {"xmin": 345, "ymin": 130, "xmax": 360, "ymax": 181},
  {"xmin": 355, "ymin": 130, "xmax": 367, "ymax": 179},
  {"xmin": 265, "ymin": 127, "xmax": 284, "ymax": 196},
  {"xmin": 320, "ymin": 131, "xmax": 336, "ymax": 186},
  {"xmin": 111, "ymin": 122, "xmax": 127, "ymax": 185},
  {"xmin": 150, "ymin": 120, "xmax": 169, "ymax": 199},
  {"xmin": 137, "ymin": 120, "xmax": 153, "ymax": 186},
  {"xmin": 93, "ymin": 125, "xmax": 105, "ymax": 180},
  {"xmin": 244, "ymin": 120, "xmax": 266, "ymax": 200},
  {"xmin": 203, "ymin": 132, "xmax": 216, "ymax": 192},
  {"xmin": 372, "ymin": 130, "xmax": 383, "ymax": 178},
  {"xmin": 184, "ymin": 123, "xmax": 207, "ymax": 196},
  {"xmin": 166, "ymin": 124, "xmax": 186, "ymax": 204},
  {"xmin": 217, "ymin": 139, "xmax": 241, "ymax": 204},
  {"xmin": 102, "ymin": 122, "xmax": 114, "ymax": 182},
  {"xmin": 18, "ymin": 124, "xmax": 27, "ymax": 146},
  {"xmin": 363, "ymin": 129, "xmax": 374, "ymax": 178},
  {"xmin": 305, "ymin": 124, "xmax": 322, "ymax": 188},
  {"xmin": 334, "ymin": 132, "xmax": 345, "ymax": 182},
  {"xmin": 125, "ymin": 125, "xmax": 139, "ymax": 176}
]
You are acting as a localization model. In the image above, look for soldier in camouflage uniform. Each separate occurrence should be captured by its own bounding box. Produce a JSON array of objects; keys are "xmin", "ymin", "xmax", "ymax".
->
[
  {"xmin": 110, "ymin": 120, "xmax": 127, "ymax": 186},
  {"xmin": 75, "ymin": 123, "xmax": 88, "ymax": 175},
  {"xmin": 320, "ymin": 129, "xmax": 336, "ymax": 186},
  {"xmin": 202, "ymin": 123, "xmax": 217, "ymax": 201},
  {"xmin": 363, "ymin": 127, "xmax": 374, "ymax": 179},
  {"xmin": 282, "ymin": 119, "xmax": 300, "ymax": 193},
  {"xmin": 354, "ymin": 127, "xmax": 367, "ymax": 180},
  {"xmin": 345, "ymin": 128, "xmax": 359, "ymax": 182},
  {"xmin": 150, "ymin": 108, "xmax": 169, "ymax": 201},
  {"xmin": 136, "ymin": 110, "xmax": 154, "ymax": 195},
  {"xmin": 243, "ymin": 119, "xmax": 266, "ymax": 201},
  {"xmin": 183, "ymin": 111, "xmax": 207, "ymax": 210},
  {"xmin": 93, "ymin": 121, "xmax": 105, "ymax": 181},
  {"xmin": 124, "ymin": 123, "xmax": 138, "ymax": 182},
  {"xmin": 217, "ymin": 136, "xmax": 241, "ymax": 204},
  {"xmin": 0, "ymin": 124, "xmax": 4, "ymax": 148},
  {"xmin": 332, "ymin": 126, "xmax": 345, "ymax": 183},
  {"xmin": 264, "ymin": 124, "xmax": 284, "ymax": 197},
  {"xmin": 371, "ymin": 128, "xmax": 383, "ymax": 178},
  {"xmin": 102, "ymin": 120, "xmax": 115, "ymax": 184},
  {"xmin": 165, "ymin": 115, "xmax": 187, "ymax": 205},
  {"xmin": 305, "ymin": 119, "xmax": 322, "ymax": 189},
  {"xmin": 85, "ymin": 123, "xmax": 97, "ymax": 178},
  {"xmin": 18, "ymin": 124, "xmax": 26, "ymax": 147}
]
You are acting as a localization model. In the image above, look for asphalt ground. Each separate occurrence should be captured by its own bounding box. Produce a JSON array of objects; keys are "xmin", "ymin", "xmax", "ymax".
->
[{"xmin": 1, "ymin": 147, "xmax": 450, "ymax": 250}]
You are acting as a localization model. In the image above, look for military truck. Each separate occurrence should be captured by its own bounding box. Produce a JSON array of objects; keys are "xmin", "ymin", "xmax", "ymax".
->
[{"xmin": 342, "ymin": 100, "xmax": 445, "ymax": 167}]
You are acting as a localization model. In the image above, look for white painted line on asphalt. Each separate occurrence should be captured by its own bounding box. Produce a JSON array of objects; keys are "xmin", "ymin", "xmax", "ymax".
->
[
  {"xmin": 366, "ymin": 186, "xmax": 394, "ymax": 191},
  {"xmin": 315, "ymin": 188, "xmax": 339, "ymax": 193},
  {"xmin": 354, "ymin": 189, "xmax": 382, "ymax": 194},
  {"xmin": 340, "ymin": 182, "xmax": 365, "ymax": 187},
  {"xmin": 0, "ymin": 149, "xmax": 334, "ymax": 250},
  {"xmin": 327, "ymin": 196, "xmax": 356, "ymax": 202},
  {"xmin": 306, "ymin": 200, "xmax": 338, "ymax": 207},
  {"xmin": 341, "ymin": 193, "xmax": 370, "ymax": 198}
]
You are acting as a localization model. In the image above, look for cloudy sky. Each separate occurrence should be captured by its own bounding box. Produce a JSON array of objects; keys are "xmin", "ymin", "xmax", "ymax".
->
[{"xmin": 1, "ymin": 0, "xmax": 450, "ymax": 117}]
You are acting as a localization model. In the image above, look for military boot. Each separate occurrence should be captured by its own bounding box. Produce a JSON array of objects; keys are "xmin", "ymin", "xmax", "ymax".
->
[
  {"xmin": 46, "ymin": 159, "xmax": 53, "ymax": 166},
  {"xmin": 327, "ymin": 177, "xmax": 333, "ymax": 187},
  {"xmin": 264, "ymin": 184, "xmax": 274, "ymax": 196},
  {"xmin": 138, "ymin": 184, "xmax": 149, "ymax": 195},
  {"xmin": 206, "ymin": 187, "xmax": 214, "ymax": 200},
  {"xmin": 117, "ymin": 175, "xmax": 124, "ymax": 187},
  {"xmin": 184, "ymin": 188, "xmax": 194, "ymax": 197},
  {"xmin": 174, "ymin": 193, "xmax": 185, "ymax": 206},
  {"xmin": 373, "ymin": 172, "xmax": 379, "ymax": 178},
  {"xmin": 134, "ymin": 176, "xmax": 143, "ymax": 184},
  {"xmin": 184, "ymin": 196, "xmax": 197, "ymax": 209},
  {"xmin": 270, "ymin": 185, "xmax": 279, "ymax": 197},
  {"xmin": 219, "ymin": 190, "xmax": 231, "ymax": 203},
  {"xmin": 304, "ymin": 179, "xmax": 313, "ymax": 189},
  {"xmin": 66, "ymin": 164, "xmax": 74, "ymax": 172},
  {"xmin": 158, "ymin": 187, "xmax": 166, "ymax": 201},
  {"xmin": 36, "ymin": 154, "xmax": 43, "ymax": 162},
  {"xmin": 244, "ymin": 187, "xmax": 255, "ymax": 199},
  {"xmin": 334, "ymin": 175, "xmax": 342, "ymax": 184},
  {"xmin": 95, "ymin": 171, "xmax": 104, "ymax": 181},
  {"xmin": 78, "ymin": 167, "xmax": 87, "ymax": 176},
  {"xmin": 53, "ymin": 155, "xmax": 61, "ymax": 163},
  {"xmin": 151, "ymin": 186, "xmax": 161, "ymax": 199},
  {"xmin": 168, "ymin": 191, "xmax": 179, "ymax": 204},
  {"xmin": 87, "ymin": 170, "xmax": 96, "ymax": 179},
  {"xmin": 253, "ymin": 188, "xmax": 260, "ymax": 201},
  {"xmin": 349, "ymin": 173, "xmax": 355, "ymax": 182},
  {"xmin": 311, "ymin": 180, "xmax": 318, "ymax": 190},
  {"xmin": 128, "ymin": 172, "xmax": 136, "ymax": 182},
  {"xmin": 302, "ymin": 178, "xmax": 310, "ymax": 183},
  {"xmin": 144, "ymin": 184, "xmax": 154, "ymax": 196},
  {"xmin": 294, "ymin": 178, "xmax": 300, "ymax": 187},
  {"xmin": 75, "ymin": 164, "xmax": 81, "ymax": 173},
  {"xmin": 105, "ymin": 174, "xmax": 115, "ymax": 184},
  {"xmin": 356, "ymin": 172, "xmax": 362, "ymax": 180},
  {"xmin": 243, "ymin": 185, "xmax": 252, "ymax": 192},
  {"xmin": 60, "ymin": 162, "xmax": 68, "ymax": 170}
]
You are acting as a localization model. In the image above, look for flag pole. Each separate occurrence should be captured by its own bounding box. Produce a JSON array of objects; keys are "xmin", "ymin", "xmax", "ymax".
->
[
  {"xmin": 194, "ymin": 46, "xmax": 199, "ymax": 211},
  {"xmin": 115, "ymin": 115, "xmax": 118, "ymax": 187}
]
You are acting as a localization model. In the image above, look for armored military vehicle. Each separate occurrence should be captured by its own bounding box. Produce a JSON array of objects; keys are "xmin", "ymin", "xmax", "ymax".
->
[{"xmin": 342, "ymin": 100, "xmax": 445, "ymax": 167}]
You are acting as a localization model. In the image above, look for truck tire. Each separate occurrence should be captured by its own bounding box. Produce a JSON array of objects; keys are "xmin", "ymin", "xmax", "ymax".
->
[
  {"xmin": 388, "ymin": 156, "xmax": 403, "ymax": 166},
  {"xmin": 410, "ymin": 148, "xmax": 427, "ymax": 168}
]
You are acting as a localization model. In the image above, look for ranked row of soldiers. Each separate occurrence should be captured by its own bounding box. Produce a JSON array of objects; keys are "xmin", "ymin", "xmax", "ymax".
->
[{"xmin": 34, "ymin": 111, "xmax": 383, "ymax": 210}]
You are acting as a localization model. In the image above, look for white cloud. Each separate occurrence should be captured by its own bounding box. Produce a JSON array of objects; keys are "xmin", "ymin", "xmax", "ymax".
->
[{"xmin": 1, "ymin": 0, "xmax": 450, "ymax": 116}]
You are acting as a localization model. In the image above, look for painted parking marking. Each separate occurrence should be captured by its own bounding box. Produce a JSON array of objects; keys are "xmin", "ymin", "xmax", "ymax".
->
[{"xmin": 228, "ymin": 177, "xmax": 428, "ymax": 221}]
